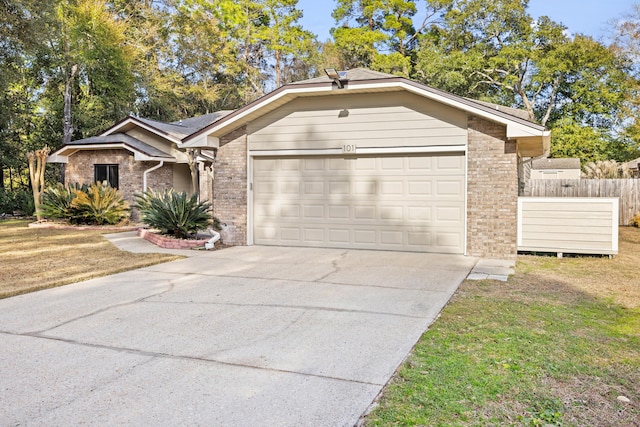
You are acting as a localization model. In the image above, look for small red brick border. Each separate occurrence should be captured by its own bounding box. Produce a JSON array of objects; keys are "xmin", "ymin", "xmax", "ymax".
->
[{"xmin": 137, "ymin": 228, "xmax": 209, "ymax": 250}]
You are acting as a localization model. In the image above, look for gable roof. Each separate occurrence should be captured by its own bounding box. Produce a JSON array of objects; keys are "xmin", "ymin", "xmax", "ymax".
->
[
  {"xmin": 291, "ymin": 68, "xmax": 398, "ymax": 84},
  {"xmin": 47, "ymin": 133, "xmax": 174, "ymax": 163},
  {"xmin": 532, "ymin": 158, "xmax": 581, "ymax": 170},
  {"xmin": 181, "ymin": 68, "xmax": 550, "ymax": 157},
  {"xmin": 103, "ymin": 111, "xmax": 233, "ymax": 142}
]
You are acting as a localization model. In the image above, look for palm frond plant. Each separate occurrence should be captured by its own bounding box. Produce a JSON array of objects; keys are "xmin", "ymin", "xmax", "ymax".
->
[
  {"xmin": 134, "ymin": 189, "xmax": 211, "ymax": 239},
  {"xmin": 39, "ymin": 183, "xmax": 90, "ymax": 223},
  {"xmin": 71, "ymin": 182, "xmax": 129, "ymax": 225},
  {"xmin": 39, "ymin": 183, "xmax": 76, "ymax": 221}
]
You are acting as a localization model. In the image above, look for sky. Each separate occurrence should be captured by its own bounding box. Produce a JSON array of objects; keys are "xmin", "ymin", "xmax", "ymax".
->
[{"xmin": 296, "ymin": 0, "xmax": 635, "ymax": 42}]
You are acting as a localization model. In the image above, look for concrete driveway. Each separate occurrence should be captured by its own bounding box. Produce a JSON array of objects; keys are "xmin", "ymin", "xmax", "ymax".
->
[{"xmin": 0, "ymin": 244, "xmax": 476, "ymax": 426}]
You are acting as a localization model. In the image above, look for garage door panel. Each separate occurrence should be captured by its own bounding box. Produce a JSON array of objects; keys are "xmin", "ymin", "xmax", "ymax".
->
[
  {"xmin": 354, "ymin": 206, "xmax": 376, "ymax": 220},
  {"xmin": 280, "ymin": 227, "xmax": 301, "ymax": 242},
  {"xmin": 355, "ymin": 158, "xmax": 376, "ymax": 170},
  {"xmin": 304, "ymin": 158, "xmax": 325, "ymax": 170},
  {"xmin": 280, "ymin": 205, "xmax": 301, "ymax": 218},
  {"xmin": 253, "ymin": 154, "xmax": 465, "ymax": 253},
  {"xmin": 408, "ymin": 181, "xmax": 431, "ymax": 196},
  {"xmin": 303, "ymin": 181, "xmax": 324, "ymax": 195},
  {"xmin": 280, "ymin": 181, "xmax": 300, "ymax": 194},
  {"xmin": 328, "ymin": 228, "xmax": 350, "ymax": 244},
  {"xmin": 436, "ymin": 155, "xmax": 465, "ymax": 171},
  {"xmin": 380, "ymin": 180, "xmax": 404, "ymax": 195},
  {"xmin": 354, "ymin": 180, "xmax": 377, "ymax": 195},
  {"xmin": 328, "ymin": 205, "xmax": 350, "ymax": 219},
  {"xmin": 408, "ymin": 156, "xmax": 433, "ymax": 170},
  {"xmin": 303, "ymin": 205, "xmax": 324, "ymax": 218},
  {"xmin": 381, "ymin": 157, "xmax": 404, "ymax": 170}
]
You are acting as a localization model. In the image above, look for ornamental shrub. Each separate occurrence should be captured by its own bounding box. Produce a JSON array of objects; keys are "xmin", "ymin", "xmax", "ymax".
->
[
  {"xmin": 71, "ymin": 182, "xmax": 129, "ymax": 225},
  {"xmin": 0, "ymin": 188, "xmax": 34, "ymax": 216},
  {"xmin": 39, "ymin": 183, "xmax": 80, "ymax": 222},
  {"xmin": 134, "ymin": 189, "xmax": 211, "ymax": 239}
]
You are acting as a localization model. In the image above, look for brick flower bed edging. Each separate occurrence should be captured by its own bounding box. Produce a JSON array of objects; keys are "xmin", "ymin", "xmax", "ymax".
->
[{"xmin": 137, "ymin": 228, "xmax": 210, "ymax": 250}]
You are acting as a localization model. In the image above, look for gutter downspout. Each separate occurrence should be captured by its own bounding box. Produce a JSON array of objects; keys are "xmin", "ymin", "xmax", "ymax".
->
[
  {"xmin": 143, "ymin": 161, "xmax": 164, "ymax": 191},
  {"xmin": 205, "ymin": 228, "xmax": 221, "ymax": 250}
]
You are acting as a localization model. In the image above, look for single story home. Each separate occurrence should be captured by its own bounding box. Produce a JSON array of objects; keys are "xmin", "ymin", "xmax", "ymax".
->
[
  {"xmin": 48, "ymin": 68, "xmax": 550, "ymax": 260},
  {"xmin": 530, "ymin": 158, "xmax": 581, "ymax": 179}
]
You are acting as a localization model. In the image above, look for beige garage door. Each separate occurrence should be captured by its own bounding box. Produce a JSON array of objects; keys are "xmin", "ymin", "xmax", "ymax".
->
[{"xmin": 252, "ymin": 154, "xmax": 465, "ymax": 253}]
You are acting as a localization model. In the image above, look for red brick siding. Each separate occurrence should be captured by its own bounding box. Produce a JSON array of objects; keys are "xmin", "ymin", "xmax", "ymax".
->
[
  {"xmin": 213, "ymin": 127, "xmax": 248, "ymax": 245},
  {"xmin": 466, "ymin": 116, "xmax": 519, "ymax": 260}
]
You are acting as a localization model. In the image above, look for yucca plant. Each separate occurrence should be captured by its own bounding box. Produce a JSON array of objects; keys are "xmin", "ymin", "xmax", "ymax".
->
[
  {"xmin": 71, "ymin": 182, "xmax": 129, "ymax": 225},
  {"xmin": 134, "ymin": 189, "xmax": 211, "ymax": 239}
]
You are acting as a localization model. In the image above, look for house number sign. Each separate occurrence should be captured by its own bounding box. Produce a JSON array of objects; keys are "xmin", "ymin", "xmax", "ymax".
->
[{"xmin": 342, "ymin": 143, "xmax": 357, "ymax": 154}]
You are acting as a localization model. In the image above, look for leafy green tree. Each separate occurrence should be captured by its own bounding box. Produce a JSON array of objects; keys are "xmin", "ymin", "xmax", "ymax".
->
[
  {"xmin": 258, "ymin": 0, "xmax": 317, "ymax": 88},
  {"xmin": 331, "ymin": 0, "xmax": 443, "ymax": 74},
  {"xmin": 413, "ymin": 0, "xmax": 637, "ymax": 162},
  {"xmin": 52, "ymin": 0, "xmax": 136, "ymax": 141}
]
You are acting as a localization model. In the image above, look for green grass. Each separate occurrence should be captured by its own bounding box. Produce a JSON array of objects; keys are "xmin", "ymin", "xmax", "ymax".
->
[{"xmin": 366, "ymin": 228, "xmax": 640, "ymax": 426}]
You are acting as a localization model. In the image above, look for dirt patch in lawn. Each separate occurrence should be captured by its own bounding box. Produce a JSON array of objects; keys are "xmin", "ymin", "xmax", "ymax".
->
[{"xmin": 0, "ymin": 219, "xmax": 181, "ymax": 298}]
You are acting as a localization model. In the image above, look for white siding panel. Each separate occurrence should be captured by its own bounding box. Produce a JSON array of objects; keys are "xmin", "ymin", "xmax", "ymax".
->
[
  {"xmin": 517, "ymin": 198, "xmax": 618, "ymax": 255},
  {"xmin": 247, "ymin": 92, "xmax": 467, "ymax": 151}
]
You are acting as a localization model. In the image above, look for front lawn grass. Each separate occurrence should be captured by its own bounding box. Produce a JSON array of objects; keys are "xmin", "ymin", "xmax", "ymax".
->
[
  {"xmin": 367, "ymin": 227, "xmax": 640, "ymax": 426},
  {"xmin": 0, "ymin": 219, "xmax": 181, "ymax": 299}
]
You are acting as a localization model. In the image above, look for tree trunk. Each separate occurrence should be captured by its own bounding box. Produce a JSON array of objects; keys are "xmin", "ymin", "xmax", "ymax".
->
[
  {"xmin": 275, "ymin": 50, "xmax": 281, "ymax": 88},
  {"xmin": 186, "ymin": 148, "xmax": 200, "ymax": 196},
  {"xmin": 63, "ymin": 64, "xmax": 78, "ymax": 145},
  {"xmin": 0, "ymin": 151, "xmax": 4, "ymax": 189},
  {"xmin": 27, "ymin": 146, "xmax": 50, "ymax": 220}
]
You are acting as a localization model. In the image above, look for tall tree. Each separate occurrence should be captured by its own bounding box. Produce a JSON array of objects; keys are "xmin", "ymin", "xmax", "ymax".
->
[
  {"xmin": 413, "ymin": 0, "xmax": 636, "ymax": 162},
  {"xmin": 47, "ymin": 0, "xmax": 136, "ymax": 143},
  {"xmin": 258, "ymin": 0, "xmax": 317, "ymax": 88},
  {"xmin": 331, "ymin": 0, "xmax": 445, "ymax": 75}
]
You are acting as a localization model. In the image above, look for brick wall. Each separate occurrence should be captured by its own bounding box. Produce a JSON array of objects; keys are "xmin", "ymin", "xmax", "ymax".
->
[
  {"xmin": 65, "ymin": 149, "xmax": 174, "ymax": 203},
  {"xmin": 466, "ymin": 116, "xmax": 519, "ymax": 260},
  {"xmin": 213, "ymin": 127, "xmax": 247, "ymax": 245}
]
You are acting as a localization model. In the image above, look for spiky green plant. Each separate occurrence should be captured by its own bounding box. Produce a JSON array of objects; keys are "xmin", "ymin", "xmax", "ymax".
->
[
  {"xmin": 71, "ymin": 182, "xmax": 129, "ymax": 225},
  {"xmin": 39, "ymin": 183, "xmax": 75, "ymax": 220},
  {"xmin": 134, "ymin": 189, "xmax": 211, "ymax": 239},
  {"xmin": 39, "ymin": 183, "xmax": 90, "ymax": 222}
]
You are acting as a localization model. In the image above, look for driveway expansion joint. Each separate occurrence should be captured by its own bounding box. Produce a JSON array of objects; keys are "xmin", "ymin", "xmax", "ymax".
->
[
  {"xmin": 5, "ymin": 330, "xmax": 384, "ymax": 387},
  {"xmin": 24, "ymin": 282, "xmax": 176, "ymax": 335},
  {"xmin": 141, "ymin": 300, "xmax": 430, "ymax": 320}
]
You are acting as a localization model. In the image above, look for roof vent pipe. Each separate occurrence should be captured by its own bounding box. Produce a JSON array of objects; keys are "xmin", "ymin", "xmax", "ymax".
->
[{"xmin": 143, "ymin": 161, "xmax": 164, "ymax": 191}]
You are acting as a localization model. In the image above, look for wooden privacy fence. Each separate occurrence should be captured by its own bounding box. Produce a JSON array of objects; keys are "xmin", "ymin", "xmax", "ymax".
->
[{"xmin": 525, "ymin": 179, "xmax": 640, "ymax": 225}]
